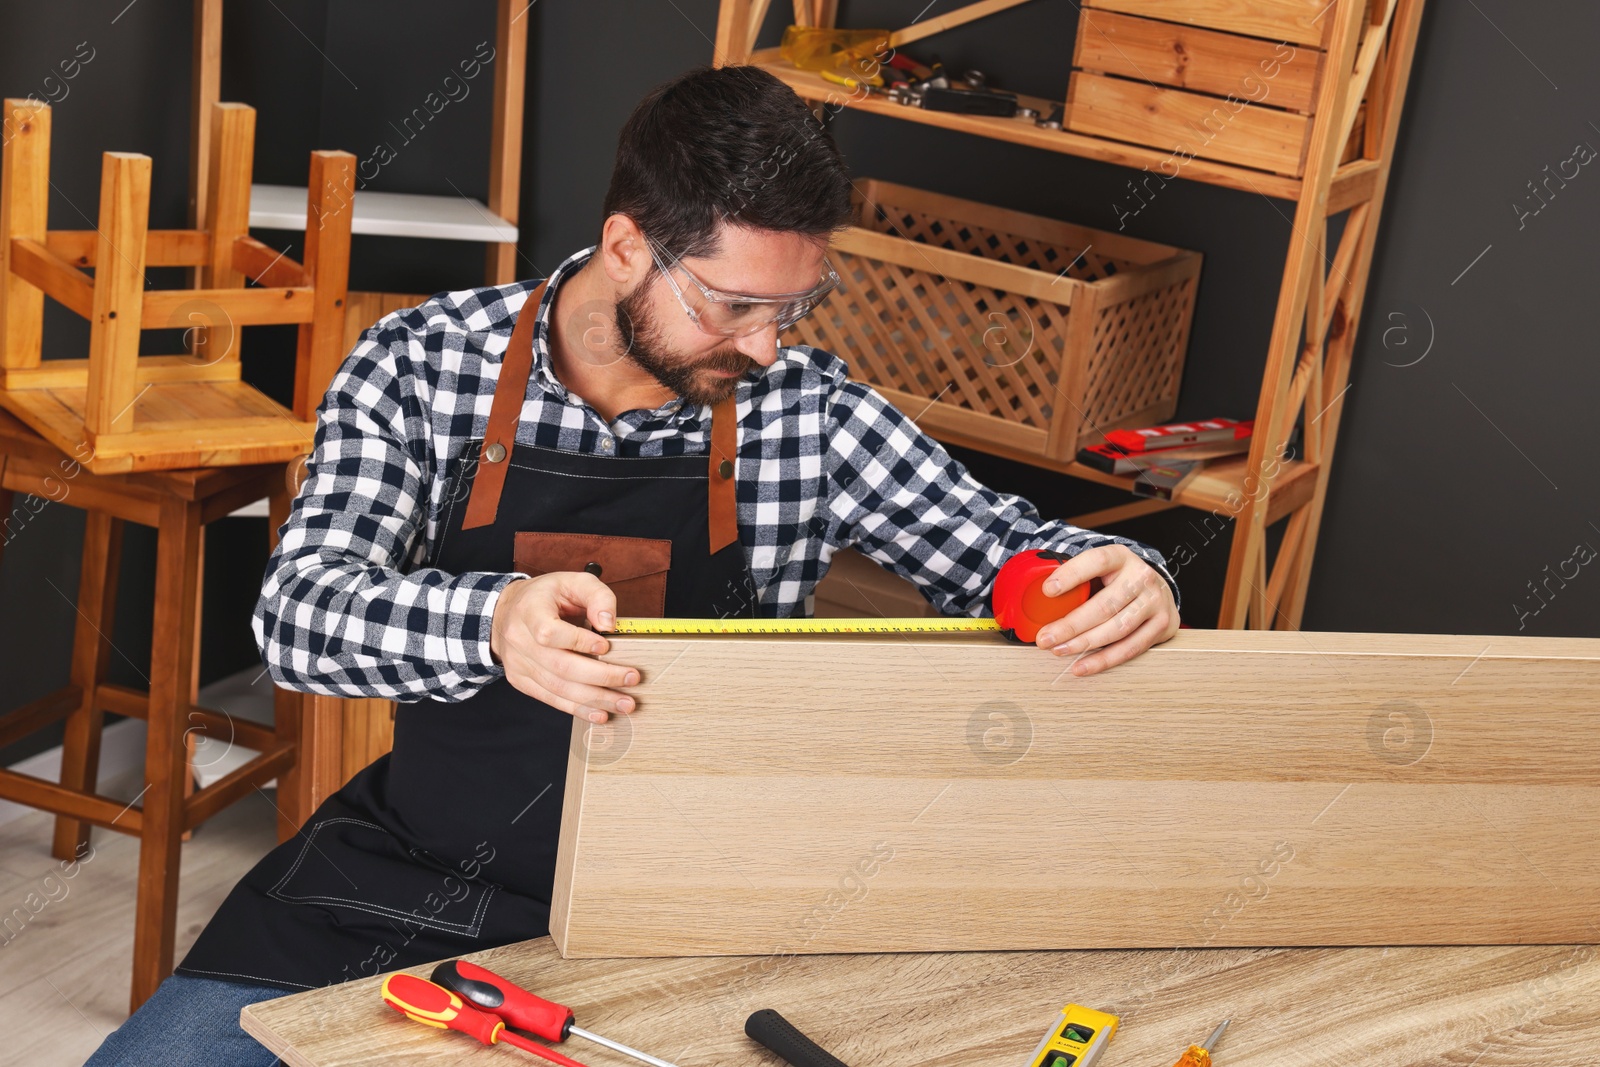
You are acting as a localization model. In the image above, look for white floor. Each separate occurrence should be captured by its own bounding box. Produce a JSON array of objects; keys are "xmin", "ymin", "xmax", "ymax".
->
[{"xmin": 0, "ymin": 667, "xmax": 285, "ymax": 1065}]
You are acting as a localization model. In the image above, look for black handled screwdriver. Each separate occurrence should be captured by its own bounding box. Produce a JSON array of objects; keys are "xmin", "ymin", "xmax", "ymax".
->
[{"xmin": 746, "ymin": 1009, "xmax": 852, "ymax": 1067}]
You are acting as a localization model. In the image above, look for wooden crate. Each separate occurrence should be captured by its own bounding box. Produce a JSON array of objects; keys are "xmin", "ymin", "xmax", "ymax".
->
[
  {"xmin": 787, "ymin": 178, "xmax": 1201, "ymax": 465},
  {"xmin": 1065, "ymin": 0, "xmax": 1371, "ymax": 177},
  {"xmin": 551, "ymin": 629, "xmax": 1600, "ymax": 958}
]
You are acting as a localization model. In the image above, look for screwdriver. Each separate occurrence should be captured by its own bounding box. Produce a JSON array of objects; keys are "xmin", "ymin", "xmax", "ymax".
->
[
  {"xmin": 1172, "ymin": 1020, "xmax": 1230, "ymax": 1067},
  {"xmin": 432, "ymin": 959, "xmax": 682, "ymax": 1067},
  {"xmin": 381, "ymin": 972, "xmax": 589, "ymax": 1067}
]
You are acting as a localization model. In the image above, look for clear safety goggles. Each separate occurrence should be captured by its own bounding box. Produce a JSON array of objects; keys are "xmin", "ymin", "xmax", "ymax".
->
[{"xmin": 644, "ymin": 234, "xmax": 840, "ymax": 337}]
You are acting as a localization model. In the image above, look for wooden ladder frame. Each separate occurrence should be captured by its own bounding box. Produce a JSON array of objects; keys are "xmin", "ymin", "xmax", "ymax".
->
[{"xmin": 712, "ymin": 0, "xmax": 1428, "ymax": 631}]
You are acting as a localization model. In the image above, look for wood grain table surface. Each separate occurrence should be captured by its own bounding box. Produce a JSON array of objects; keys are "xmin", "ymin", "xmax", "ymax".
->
[{"xmin": 241, "ymin": 936, "xmax": 1600, "ymax": 1066}]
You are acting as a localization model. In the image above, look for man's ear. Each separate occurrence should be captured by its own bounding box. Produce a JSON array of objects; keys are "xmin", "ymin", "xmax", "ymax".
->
[{"xmin": 598, "ymin": 213, "xmax": 648, "ymax": 286}]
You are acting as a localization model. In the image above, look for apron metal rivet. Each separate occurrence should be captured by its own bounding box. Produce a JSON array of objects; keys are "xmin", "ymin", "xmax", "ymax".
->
[
  {"xmin": 483, "ymin": 442, "xmax": 506, "ymax": 463},
  {"xmin": 584, "ymin": 561, "xmax": 603, "ymax": 577},
  {"xmin": 718, "ymin": 459, "xmax": 734, "ymax": 479}
]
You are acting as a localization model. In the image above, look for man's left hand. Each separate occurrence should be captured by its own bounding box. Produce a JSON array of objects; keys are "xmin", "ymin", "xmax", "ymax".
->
[{"xmin": 1032, "ymin": 544, "xmax": 1180, "ymax": 676}]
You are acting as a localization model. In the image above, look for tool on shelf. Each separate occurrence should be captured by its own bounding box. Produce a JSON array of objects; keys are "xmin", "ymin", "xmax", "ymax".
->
[
  {"xmin": 746, "ymin": 1008, "xmax": 853, "ymax": 1067},
  {"xmin": 1105, "ymin": 418, "xmax": 1254, "ymax": 454},
  {"xmin": 380, "ymin": 973, "xmax": 590, "ymax": 1067},
  {"xmin": 1171, "ymin": 1020, "xmax": 1230, "ymax": 1067},
  {"xmin": 780, "ymin": 25, "xmax": 891, "ymax": 80},
  {"xmin": 605, "ymin": 549, "xmax": 1090, "ymax": 642},
  {"xmin": 1026, "ymin": 1004, "xmax": 1120, "ymax": 1067},
  {"xmin": 431, "ymin": 960, "xmax": 681, "ymax": 1067}
]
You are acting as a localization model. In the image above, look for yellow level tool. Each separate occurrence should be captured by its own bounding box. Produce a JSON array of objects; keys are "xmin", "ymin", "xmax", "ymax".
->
[{"xmin": 605, "ymin": 616, "xmax": 1004, "ymax": 635}]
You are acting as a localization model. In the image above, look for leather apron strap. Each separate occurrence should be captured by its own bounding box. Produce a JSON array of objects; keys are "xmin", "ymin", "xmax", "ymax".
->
[{"xmin": 462, "ymin": 278, "xmax": 740, "ymax": 553}]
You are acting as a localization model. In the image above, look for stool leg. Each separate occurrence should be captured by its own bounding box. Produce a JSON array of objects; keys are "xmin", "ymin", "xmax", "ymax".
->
[
  {"xmin": 130, "ymin": 496, "xmax": 201, "ymax": 1012},
  {"xmin": 51, "ymin": 509, "xmax": 123, "ymax": 861}
]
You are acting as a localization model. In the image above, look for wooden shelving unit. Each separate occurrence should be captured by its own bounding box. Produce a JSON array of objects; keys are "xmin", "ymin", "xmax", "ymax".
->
[
  {"xmin": 189, "ymin": 0, "xmax": 528, "ymax": 285},
  {"xmin": 714, "ymin": 0, "xmax": 1426, "ymax": 630}
]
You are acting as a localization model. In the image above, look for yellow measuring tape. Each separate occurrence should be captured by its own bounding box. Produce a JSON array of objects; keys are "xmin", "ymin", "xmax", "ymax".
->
[{"xmin": 606, "ymin": 616, "xmax": 1003, "ymax": 635}]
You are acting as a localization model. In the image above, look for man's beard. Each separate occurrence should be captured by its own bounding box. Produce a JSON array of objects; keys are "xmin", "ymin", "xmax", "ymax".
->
[{"xmin": 614, "ymin": 281, "xmax": 754, "ymax": 406}]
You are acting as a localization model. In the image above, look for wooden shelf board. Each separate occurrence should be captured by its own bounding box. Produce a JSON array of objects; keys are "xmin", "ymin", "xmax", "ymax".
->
[
  {"xmin": 248, "ymin": 184, "xmax": 518, "ymax": 243},
  {"xmin": 754, "ymin": 53, "xmax": 1377, "ymax": 207}
]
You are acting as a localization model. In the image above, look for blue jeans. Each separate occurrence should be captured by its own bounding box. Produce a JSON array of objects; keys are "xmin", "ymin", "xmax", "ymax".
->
[{"xmin": 84, "ymin": 974, "xmax": 287, "ymax": 1066}]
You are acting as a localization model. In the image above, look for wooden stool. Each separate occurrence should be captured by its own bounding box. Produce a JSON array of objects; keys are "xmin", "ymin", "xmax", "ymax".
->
[
  {"xmin": 0, "ymin": 410, "xmax": 319, "ymax": 1009},
  {"xmin": 0, "ymin": 98, "xmax": 352, "ymax": 472},
  {"xmin": 0, "ymin": 99, "xmax": 354, "ymax": 1010}
]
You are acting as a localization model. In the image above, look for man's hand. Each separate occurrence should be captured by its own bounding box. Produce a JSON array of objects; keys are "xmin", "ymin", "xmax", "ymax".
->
[
  {"xmin": 489, "ymin": 573, "xmax": 640, "ymax": 723},
  {"xmin": 1032, "ymin": 544, "xmax": 1180, "ymax": 676}
]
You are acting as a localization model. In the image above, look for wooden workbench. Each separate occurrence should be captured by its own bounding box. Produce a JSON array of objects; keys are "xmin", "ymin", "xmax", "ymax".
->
[{"xmin": 241, "ymin": 937, "xmax": 1600, "ymax": 1066}]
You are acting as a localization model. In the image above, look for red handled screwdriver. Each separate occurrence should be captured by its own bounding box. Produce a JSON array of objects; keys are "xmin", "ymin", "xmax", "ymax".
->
[
  {"xmin": 381, "ymin": 972, "xmax": 590, "ymax": 1067},
  {"xmin": 433, "ymin": 959, "xmax": 681, "ymax": 1067}
]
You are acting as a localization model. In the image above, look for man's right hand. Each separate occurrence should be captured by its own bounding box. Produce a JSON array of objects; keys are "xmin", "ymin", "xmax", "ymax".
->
[{"xmin": 488, "ymin": 573, "xmax": 640, "ymax": 723}]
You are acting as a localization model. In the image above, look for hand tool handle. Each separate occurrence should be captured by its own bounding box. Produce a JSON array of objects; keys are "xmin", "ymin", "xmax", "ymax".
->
[
  {"xmin": 746, "ymin": 1009, "xmax": 852, "ymax": 1067},
  {"xmin": 432, "ymin": 959, "xmax": 575, "ymax": 1042},
  {"xmin": 381, "ymin": 973, "xmax": 504, "ymax": 1045}
]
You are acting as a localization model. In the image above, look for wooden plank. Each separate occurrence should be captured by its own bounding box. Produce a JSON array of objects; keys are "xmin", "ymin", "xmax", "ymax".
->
[
  {"xmin": 1067, "ymin": 72, "xmax": 1311, "ymax": 176},
  {"xmin": 833, "ymin": 227, "xmax": 1078, "ymax": 305},
  {"xmin": 1085, "ymin": 0, "xmax": 1334, "ymax": 48},
  {"xmin": 1, "ymin": 98, "xmax": 49, "ymax": 371},
  {"xmin": 232, "ymin": 235, "xmax": 306, "ymax": 288},
  {"xmin": 7, "ymin": 237, "xmax": 95, "ymax": 319},
  {"xmin": 552, "ymin": 628, "xmax": 1600, "ymax": 957},
  {"xmin": 83, "ymin": 152, "xmax": 151, "ymax": 438},
  {"xmin": 858, "ymin": 176, "xmax": 1182, "ymax": 266},
  {"xmin": 142, "ymin": 285, "xmax": 316, "ymax": 326},
  {"xmin": 342, "ymin": 291, "xmax": 427, "ymax": 352},
  {"xmin": 183, "ymin": 742, "xmax": 296, "ymax": 829},
  {"xmin": 130, "ymin": 493, "xmax": 203, "ymax": 1009},
  {"xmin": 1338, "ymin": 0, "xmax": 1396, "ymax": 158},
  {"xmin": 0, "ymin": 354, "xmax": 240, "ymax": 391},
  {"xmin": 485, "ymin": 0, "xmax": 528, "ymax": 285},
  {"xmin": 294, "ymin": 151, "xmax": 354, "ymax": 419},
  {"xmin": 1217, "ymin": 0, "xmax": 1368, "ymax": 627},
  {"xmin": 0, "ymin": 684, "xmax": 80, "ymax": 751},
  {"xmin": 190, "ymin": 0, "xmax": 223, "ymax": 234},
  {"xmin": 1076, "ymin": 9, "xmax": 1322, "ymax": 113},
  {"xmin": 888, "ymin": 0, "xmax": 1035, "ymax": 49},
  {"xmin": 0, "ymin": 767, "xmax": 142, "ymax": 835},
  {"xmin": 1277, "ymin": 0, "xmax": 1428, "ymax": 629},
  {"xmin": 201, "ymin": 102, "xmax": 254, "ymax": 292},
  {"xmin": 44, "ymin": 228, "xmax": 211, "ymax": 267},
  {"xmin": 242, "ymin": 935, "xmax": 1600, "ymax": 1067},
  {"xmin": 51, "ymin": 509, "xmax": 121, "ymax": 860},
  {"xmin": 714, "ymin": 0, "xmax": 761, "ymax": 64}
]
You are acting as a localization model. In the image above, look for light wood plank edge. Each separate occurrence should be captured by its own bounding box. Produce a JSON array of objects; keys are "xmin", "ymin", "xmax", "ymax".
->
[
  {"xmin": 549, "ymin": 719, "xmax": 591, "ymax": 955},
  {"xmin": 2, "ymin": 97, "xmax": 50, "ymax": 372}
]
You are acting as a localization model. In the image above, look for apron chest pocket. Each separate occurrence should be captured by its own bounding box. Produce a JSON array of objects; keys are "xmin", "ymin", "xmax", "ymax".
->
[
  {"xmin": 266, "ymin": 817, "xmax": 498, "ymax": 938},
  {"xmin": 514, "ymin": 531, "xmax": 671, "ymax": 618}
]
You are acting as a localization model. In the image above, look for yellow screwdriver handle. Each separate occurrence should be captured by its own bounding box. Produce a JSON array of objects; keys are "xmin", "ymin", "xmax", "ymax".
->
[{"xmin": 1174, "ymin": 1045, "xmax": 1213, "ymax": 1067}]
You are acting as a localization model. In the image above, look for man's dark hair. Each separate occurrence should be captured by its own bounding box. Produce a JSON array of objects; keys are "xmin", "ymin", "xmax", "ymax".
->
[{"xmin": 601, "ymin": 65, "xmax": 855, "ymax": 265}]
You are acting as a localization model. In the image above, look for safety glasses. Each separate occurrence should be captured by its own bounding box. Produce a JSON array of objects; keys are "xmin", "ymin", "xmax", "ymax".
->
[{"xmin": 643, "ymin": 234, "xmax": 840, "ymax": 337}]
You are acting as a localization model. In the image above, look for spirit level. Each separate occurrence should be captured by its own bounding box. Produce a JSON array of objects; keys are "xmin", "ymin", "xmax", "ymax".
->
[{"xmin": 1026, "ymin": 1004, "xmax": 1120, "ymax": 1067}]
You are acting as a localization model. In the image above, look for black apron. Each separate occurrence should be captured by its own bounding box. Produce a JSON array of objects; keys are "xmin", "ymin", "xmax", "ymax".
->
[{"xmin": 178, "ymin": 279, "xmax": 756, "ymax": 992}]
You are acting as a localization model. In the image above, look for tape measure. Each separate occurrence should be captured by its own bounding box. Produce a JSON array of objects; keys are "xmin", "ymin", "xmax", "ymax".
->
[
  {"xmin": 605, "ymin": 549, "xmax": 1091, "ymax": 641},
  {"xmin": 1027, "ymin": 1004, "xmax": 1120, "ymax": 1067},
  {"xmin": 606, "ymin": 616, "xmax": 1002, "ymax": 635}
]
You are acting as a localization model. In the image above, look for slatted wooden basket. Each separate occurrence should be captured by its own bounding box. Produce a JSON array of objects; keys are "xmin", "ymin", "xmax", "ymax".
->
[{"xmin": 788, "ymin": 178, "xmax": 1202, "ymax": 466}]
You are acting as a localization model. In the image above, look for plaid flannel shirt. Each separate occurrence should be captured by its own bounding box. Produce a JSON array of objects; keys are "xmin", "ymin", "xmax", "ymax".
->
[{"xmin": 254, "ymin": 245, "xmax": 1181, "ymax": 701}]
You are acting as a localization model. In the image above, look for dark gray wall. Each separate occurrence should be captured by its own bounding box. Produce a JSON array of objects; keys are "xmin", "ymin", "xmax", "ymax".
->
[{"xmin": 2, "ymin": 1, "xmax": 1595, "ymax": 761}]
